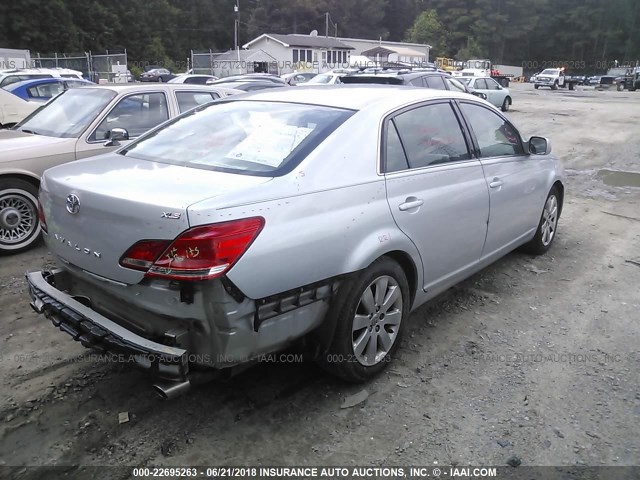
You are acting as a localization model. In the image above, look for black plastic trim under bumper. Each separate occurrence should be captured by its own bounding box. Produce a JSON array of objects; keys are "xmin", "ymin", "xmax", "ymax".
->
[{"xmin": 26, "ymin": 269, "xmax": 189, "ymax": 381}]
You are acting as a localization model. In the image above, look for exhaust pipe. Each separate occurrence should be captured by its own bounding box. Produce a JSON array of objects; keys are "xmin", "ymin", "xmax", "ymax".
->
[{"xmin": 153, "ymin": 380, "xmax": 191, "ymax": 400}]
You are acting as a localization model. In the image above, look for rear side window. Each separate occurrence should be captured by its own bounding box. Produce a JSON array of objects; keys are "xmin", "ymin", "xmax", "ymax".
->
[
  {"xmin": 459, "ymin": 102, "xmax": 524, "ymax": 157},
  {"xmin": 27, "ymin": 83, "xmax": 65, "ymax": 98},
  {"xmin": 424, "ymin": 76, "xmax": 447, "ymax": 90},
  {"xmin": 384, "ymin": 121, "xmax": 409, "ymax": 173},
  {"xmin": 390, "ymin": 102, "xmax": 470, "ymax": 169},
  {"xmin": 176, "ymin": 91, "xmax": 219, "ymax": 113}
]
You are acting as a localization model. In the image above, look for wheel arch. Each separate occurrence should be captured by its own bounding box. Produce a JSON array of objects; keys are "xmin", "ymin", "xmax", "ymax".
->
[
  {"xmin": 382, "ymin": 250, "xmax": 419, "ymax": 309},
  {"xmin": 552, "ymin": 180, "xmax": 565, "ymax": 215},
  {"xmin": 0, "ymin": 172, "xmax": 41, "ymax": 190}
]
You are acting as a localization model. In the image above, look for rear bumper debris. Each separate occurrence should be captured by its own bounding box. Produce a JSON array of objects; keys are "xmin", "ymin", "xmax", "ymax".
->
[{"xmin": 26, "ymin": 269, "xmax": 189, "ymax": 381}]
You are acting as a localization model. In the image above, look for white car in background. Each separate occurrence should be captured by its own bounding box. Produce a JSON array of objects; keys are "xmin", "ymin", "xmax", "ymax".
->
[
  {"xmin": 458, "ymin": 76, "xmax": 512, "ymax": 111},
  {"xmin": 0, "ymin": 87, "xmax": 40, "ymax": 128},
  {"xmin": 168, "ymin": 74, "xmax": 219, "ymax": 85},
  {"xmin": 305, "ymin": 72, "xmax": 346, "ymax": 85},
  {"xmin": 0, "ymin": 68, "xmax": 84, "ymax": 88}
]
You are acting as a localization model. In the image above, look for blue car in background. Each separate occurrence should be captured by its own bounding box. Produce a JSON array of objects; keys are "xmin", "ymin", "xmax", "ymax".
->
[{"xmin": 4, "ymin": 77, "xmax": 94, "ymax": 103}]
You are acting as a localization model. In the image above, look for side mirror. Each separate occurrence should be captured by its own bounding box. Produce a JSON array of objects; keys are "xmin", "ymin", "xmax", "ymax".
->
[
  {"xmin": 529, "ymin": 136, "xmax": 551, "ymax": 155},
  {"xmin": 104, "ymin": 127, "xmax": 129, "ymax": 147}
]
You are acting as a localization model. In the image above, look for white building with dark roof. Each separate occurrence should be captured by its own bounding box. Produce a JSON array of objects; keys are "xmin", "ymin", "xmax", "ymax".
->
[
  {"xmin": 241, "ymin": 33, "xmax": 432, "ymax": 74},
  {"xmin": 242, "ymin": 33, "xmax": 355, "ymax": 74}
]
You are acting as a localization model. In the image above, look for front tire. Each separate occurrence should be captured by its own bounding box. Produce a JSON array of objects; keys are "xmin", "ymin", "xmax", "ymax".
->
[
  {"xmin": 0, "ymin": 179, "xmax": 42, "ymax": 255},
  {"xmin": 551, "ymin": 81, "xmax": 559, "ymax": 90},
  {"xmin": 534, "ymin": 84, "xmax": 539, "ymax": 89},
  {"xmin": 319, "ymin": 257, "xmax": 410, "ymax": 382},
  {"xmin": 520, "ymin": 187, "xmax": 560, "ymax": 255},
  {"xmin": 501, "ymin": 96, "xmax": 511, "ymax": 112}
]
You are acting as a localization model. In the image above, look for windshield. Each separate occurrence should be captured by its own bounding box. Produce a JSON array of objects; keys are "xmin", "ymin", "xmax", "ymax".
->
[
  {"xmin": 541, "ymin": 69, "xmax": 558, "ymax": 75},
  {"xmin": 307, "ymin": 75, "xmax": 333, "ymax": 84},
  {"xmin": 123, "ymin": 100, "xmax": 353, "ymax": 176},
  {"xmin": 16, "ymin": 88, "xmax": 117, "ymax": 138}
]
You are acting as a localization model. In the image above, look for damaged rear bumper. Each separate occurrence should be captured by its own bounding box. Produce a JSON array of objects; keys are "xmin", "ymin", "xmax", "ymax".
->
[{"xmin": 26, "ymin": 269, "xmax": 189, "ymax": 382}]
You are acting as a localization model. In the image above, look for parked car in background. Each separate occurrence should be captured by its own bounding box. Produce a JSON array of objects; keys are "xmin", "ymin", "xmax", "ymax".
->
[
  {"xmin": 0, "ymin": 84, "xmax": 240, "ymax": 253},
  {"xmin": 457, "ymin": 77, "xmax": 512, "ymax": 111},
  {"xmin": 209, "ymin": 73, "xmax": 287, "ymax": 86},
  {"xmin": 281, "ymin": 72, "xmax": 317, "ymax": 85},
  {"xmin": 5, "ymin": 78, "xmax": 94, "ymax": 103},
  {"xmin": 28, "ymin": 86, "xmax": 564, "ymax": 396},
  {"xmin": 140, "ymin": 68, "xmax": 175, "ymax": 83},
  {"xmin": 114, "ymin": 70, "xmax": 135, "ymax": 83},
  {"xmin": 0, "ymin": 68, "xmax": 84, "ymax": 88},
  {"xmin": 0, "ymin": 87, "xmax": 40, "ymax": 128},
  {"xmin": 205, "ymin": 80, "xmax": 287, "ymax": 92},
  {"xmin": 340, "ymin": 71, "xmax": 487, "ymax": 100},
  {"xmin": 306, "ymin": 72, "xmax": 346, "ymax": 85},
  {"xmin": 168, "ymin": 74, "xmax": 219, "ymax": 85}
]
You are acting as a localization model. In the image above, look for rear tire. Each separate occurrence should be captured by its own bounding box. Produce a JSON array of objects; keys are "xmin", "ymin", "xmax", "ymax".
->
[
  {"xmin": 520, "ymin": 186, "xmax": 560, "ymax": 255},
  {"xmin": 0, "ymin": 179, "xmax": 42, "ymax": 255},
  {"xmin": 501, "ymin": 97, "xmax": 511, "ymax": 112},
  {"xmin": 317, "ymin": 257, "xmax": 410, "ymax": 382}
]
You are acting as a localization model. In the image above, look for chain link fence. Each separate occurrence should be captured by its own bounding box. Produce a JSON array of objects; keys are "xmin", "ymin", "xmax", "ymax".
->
[
  {"xmin": 31, "ymin": 51, "xmax": 127, "ymax": 82},
  {"xmin": 191, "ymin": 50, "xmax": 220, "ymax": 75}
]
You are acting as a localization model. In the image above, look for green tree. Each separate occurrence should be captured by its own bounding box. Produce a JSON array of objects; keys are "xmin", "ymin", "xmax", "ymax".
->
[{"xmin": 405, "ymin": 10, "xmax": 447, "ymax": 54}]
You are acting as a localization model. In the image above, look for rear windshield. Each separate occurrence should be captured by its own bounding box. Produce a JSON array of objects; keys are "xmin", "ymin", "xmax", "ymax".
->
[{"xmin": 123, "ymin": 100, "xmax": 354, "ymax": 176}]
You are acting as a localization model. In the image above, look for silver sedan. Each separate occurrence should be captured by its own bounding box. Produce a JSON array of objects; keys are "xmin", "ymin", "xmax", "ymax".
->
[{"xmin": 28, "ymin": 86, "xmax": 565, "ymax": 396}]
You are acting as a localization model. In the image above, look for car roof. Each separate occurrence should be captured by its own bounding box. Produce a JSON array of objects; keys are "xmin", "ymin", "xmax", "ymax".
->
[
  {"xmin": 230, "ymin": 84, "xmax": 478, "ymax": 110},
  {"xmin": 71, "ymin": 84, "xmax": 238, "ymax": 94},
  {"xmin": 5, "ymin": 77, "xmax": 92, "ymax": 90}
]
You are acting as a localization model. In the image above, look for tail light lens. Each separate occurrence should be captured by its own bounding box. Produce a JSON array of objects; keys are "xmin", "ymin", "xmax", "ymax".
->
[
  {"xmin": 120, "ymin": 217, "xmax": 264, "ymax": 281},
  {"xmin": 37, "ymin": 199, "xmax": 48, "ymax": 234}
]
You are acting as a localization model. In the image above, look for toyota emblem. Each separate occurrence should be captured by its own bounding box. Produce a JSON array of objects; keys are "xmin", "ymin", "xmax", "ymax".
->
[{"xmin": 66, "ymin": 194, "xmax": 80, "ymax": 215}]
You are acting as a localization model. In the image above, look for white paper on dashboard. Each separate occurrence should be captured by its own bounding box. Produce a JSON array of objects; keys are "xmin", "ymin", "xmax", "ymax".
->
[{"xmin": 226, "ymin": 125, "xmax": 313, "ymax": 167}]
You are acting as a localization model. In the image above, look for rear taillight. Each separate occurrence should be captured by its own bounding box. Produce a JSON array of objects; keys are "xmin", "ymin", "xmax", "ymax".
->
[
  {"xmin": 38, "ymin": 199, "xmax": 47, "ymax": 234},
  {"xmin": 120, "ymin": 217, "xmax": 264, "ymax": 281},
  {"xmin": 120, "ymin": 240, "xmax": 171, "ymax": 270}
]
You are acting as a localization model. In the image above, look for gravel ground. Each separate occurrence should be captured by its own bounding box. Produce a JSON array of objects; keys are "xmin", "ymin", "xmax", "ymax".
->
[{"xmin": 0, "ymin": 83, "xmax": 639, "ymax": 478}]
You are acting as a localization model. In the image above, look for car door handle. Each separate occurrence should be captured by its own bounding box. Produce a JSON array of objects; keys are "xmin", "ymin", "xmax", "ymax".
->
[
  {"xmin": 489, "ymin": 178, "xmax": 503, "ymax": 188},
  {"xmin": 399, "ymin": 198, "xmax": 424, "ymax": 211}
]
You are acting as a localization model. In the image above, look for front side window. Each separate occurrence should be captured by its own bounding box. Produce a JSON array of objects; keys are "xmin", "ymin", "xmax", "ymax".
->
[
  {"xmin": 391, "ymin": 102, "xmax": 470, "ymax": 168},
  {"xmin": 475, "ymin": 78, "xmax": 489, "ymax": 90},
  {"xmin": 92, "ymin": 92, "xmax": 169, "ymax": 141},
  {"xmin": 176, "ymin": 91, "xmax": 219, "ymax": 113},
  {"xmin": 459, "ymin": 102, "xmax": 524, "ymax": 157},
  {"xmin": 16, "ymin": 88, "xmax": 117, "ymax": 138},
  {"xmin": 123, "ymin": 100, "xmax": 353, "ymax": 176},
  {"xmin": 484, "ymin": 78, "xmax": 501, "ymax": 90}
]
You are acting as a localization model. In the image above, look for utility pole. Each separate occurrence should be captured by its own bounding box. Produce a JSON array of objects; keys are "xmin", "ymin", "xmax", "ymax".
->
[
  {"xmin": 234, "ymin": 0, "xmax": 240, "ymax": 51},
  {"xmin": 325, "ymin": 12, "xmax": 329, "ymax": 38},
  {"xmin": 335, "ymin": 23, "xmax": 337, "ymax": 38}
]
